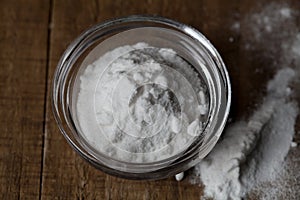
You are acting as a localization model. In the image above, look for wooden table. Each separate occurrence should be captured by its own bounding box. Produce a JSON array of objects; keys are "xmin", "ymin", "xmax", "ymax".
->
[{"xmin": 0, "ymin": 0, "xmax": 299, "ymax": 199}]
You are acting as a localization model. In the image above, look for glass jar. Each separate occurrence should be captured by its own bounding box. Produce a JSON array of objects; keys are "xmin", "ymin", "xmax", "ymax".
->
[{"xmin": 52, "ymin": 16, "xmax": 231, "ymax": 180}]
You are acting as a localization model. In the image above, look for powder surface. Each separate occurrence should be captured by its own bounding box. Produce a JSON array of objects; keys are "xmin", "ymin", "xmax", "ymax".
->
[
  {"xmin": 190, "ymin": 68, "xmax": 298, "ymax": 200},
  {"xmin": 77, "ymin": 43, "xmax": 209, "ymax": 163},
  {"xmin": 189, "ymin": 3, "xmax": 300, "ymax": 200}
]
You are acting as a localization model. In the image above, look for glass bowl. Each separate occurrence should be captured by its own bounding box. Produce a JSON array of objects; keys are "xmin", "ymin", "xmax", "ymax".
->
[{"xmin": 52, "ymin": 16, "xmax": 231, "ymax": 180}]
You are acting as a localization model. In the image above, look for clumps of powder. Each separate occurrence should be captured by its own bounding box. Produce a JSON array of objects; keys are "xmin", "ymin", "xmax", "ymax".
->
[
  {"xmin": 189, "ymin": 3, "xmax": 300, "ymax": 200},
  {"xmin": 175, "ymin": 172, "xmax": 185, "ymax": 181},
  {"xmin": 77, "ymin": 43, "xmax": 209, "ymax": 163},
  {"xmin": 190, "ymin": 68, "xmax": 298, "ymax": 200}
]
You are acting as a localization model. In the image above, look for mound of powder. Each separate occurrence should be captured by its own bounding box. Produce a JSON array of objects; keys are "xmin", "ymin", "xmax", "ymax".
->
[
  {"xmin": 76, "ymin": 43, "xmax": 209, "ymax": 163},
  {"xmin": 190, "ymin": 68, "xmax": 298, "ymax": 199},
  {"xmin": 189, "ymin": 3, "xmax": 300, "ymax": 200}
]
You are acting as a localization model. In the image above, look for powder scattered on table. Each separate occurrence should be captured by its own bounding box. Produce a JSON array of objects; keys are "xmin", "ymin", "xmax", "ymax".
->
[{"xmin": 189, "ymin": 3, "xmax": 300, "ymax": 200}]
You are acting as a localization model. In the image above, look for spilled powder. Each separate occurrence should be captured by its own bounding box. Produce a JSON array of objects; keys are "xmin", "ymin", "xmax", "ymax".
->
[
  {"xmin": 189, "ymin": 3, "xmax": 300, "ymax": 200},
  {"xmin": 190, "ymin": 68, "xmax": 298, "ymax": 200}
]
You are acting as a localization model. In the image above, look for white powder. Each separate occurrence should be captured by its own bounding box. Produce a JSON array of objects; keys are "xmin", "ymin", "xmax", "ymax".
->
[
  {"xmin": 189, "ymin": 3, "xmax": 300, "ymax": 200},
  {"xmin": 175, "ymin": 172, "xmax": 185, "ymax": 181},
  {"xmin": 77, "ymin": 43, "xmax": 209, "ymax": 163},
  {"xmin": 291, "ymin": 141, "xmax": 297, "ymax": 148},
  {"xmin": 190, "ymin": 68, "xmax": 298, "ymax": 200}
]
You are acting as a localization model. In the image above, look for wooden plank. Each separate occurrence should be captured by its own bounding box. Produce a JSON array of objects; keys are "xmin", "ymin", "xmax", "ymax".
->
[
  {"xmin": 200, "ymin": 0, "xmax": 243, "ymax": 120},
  {"xmin": 41, "ymin": 0, "xmax": 300, "ymax": 199},
  {"xmin": 42, "ymin": 0, "xmax": 206, "ymax": 199},
  {"xmin": 0, "ymin": 0, "xmax": 50, "ymax": 199}
]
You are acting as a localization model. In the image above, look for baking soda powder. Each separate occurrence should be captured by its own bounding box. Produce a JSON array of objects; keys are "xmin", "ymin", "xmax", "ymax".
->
[{"xmin": 77, "ymin": 43, "xmax": 209, "ymax": 163}]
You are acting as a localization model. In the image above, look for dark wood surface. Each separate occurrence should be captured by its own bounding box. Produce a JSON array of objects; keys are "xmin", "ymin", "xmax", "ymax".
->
[{"xmin": 0, "ymin": 0, "xmax": 299, "ymax": 199}]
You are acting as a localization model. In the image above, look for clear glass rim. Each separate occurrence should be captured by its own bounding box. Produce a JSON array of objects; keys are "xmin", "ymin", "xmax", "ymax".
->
[{"xmin": 51, "ymin": 15, "xmax": 231, "ymax": 180}]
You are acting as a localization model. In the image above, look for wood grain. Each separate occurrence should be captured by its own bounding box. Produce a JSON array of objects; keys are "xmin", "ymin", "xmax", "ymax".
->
[
  {"xmin": 42, "ymin": 0, "xmax": 205, "ymax": 199},
  {"xmin": 0, "ymin": 0, "xmax": 299, "ymax": 199},
  {"xmin": 0, "ymin": 0, "xmax": 50, "ymax": 199}
]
